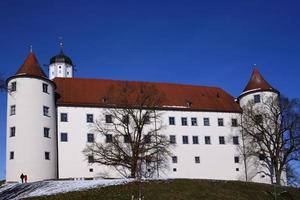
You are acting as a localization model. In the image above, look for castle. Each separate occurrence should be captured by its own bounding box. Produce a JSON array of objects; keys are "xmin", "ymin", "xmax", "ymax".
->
[{"xmin": 6, "ymin": 47, "xmax": 280, "ymax": 184}]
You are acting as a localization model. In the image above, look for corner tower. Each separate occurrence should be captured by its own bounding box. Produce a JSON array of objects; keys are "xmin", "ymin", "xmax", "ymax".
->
[
  {"xmin": 6, "ymin": 51, "xmax": 57, "ymax": 182},
  {"xmin": 49, "ymin": 42, "xmax": 74, "ymax": 80},
  {"xmin": 238, "ymin": 67, "xmax": 279, "ymax": 107}
]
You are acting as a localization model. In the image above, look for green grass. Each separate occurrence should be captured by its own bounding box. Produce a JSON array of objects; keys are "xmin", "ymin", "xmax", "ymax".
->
[{"xmin": 27, "ymin": 179, "xmax": 300, "ymax": 200}]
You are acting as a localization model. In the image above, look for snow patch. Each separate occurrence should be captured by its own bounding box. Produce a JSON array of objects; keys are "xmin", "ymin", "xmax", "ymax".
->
[{"xmin": 0, "ymin": 179, "xmax": 133, "ymax": 200}]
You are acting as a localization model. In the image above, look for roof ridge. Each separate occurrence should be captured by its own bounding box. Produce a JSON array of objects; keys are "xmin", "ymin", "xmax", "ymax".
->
[{"xmin": 53, "ymin": 77, "xmax": 222, "ymax": 90}]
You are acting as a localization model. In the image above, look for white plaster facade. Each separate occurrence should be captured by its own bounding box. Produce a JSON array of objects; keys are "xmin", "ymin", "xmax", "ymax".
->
[
  {"xmin": 49, "ymin": 62, "xmax": 73, "ymax": 80},
  {"xmin": 6, "ymin": 52, "xmax": 282, "ymax": 184},
  {"xmin": 6, "ymin": 76, "xmax": 57, "ymax": 182}
]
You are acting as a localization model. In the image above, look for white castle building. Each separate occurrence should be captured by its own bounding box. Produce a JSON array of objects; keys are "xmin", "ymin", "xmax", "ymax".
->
[{"xmin": 6, "ymin": 48, "xmax": 280, "ymax": 184}]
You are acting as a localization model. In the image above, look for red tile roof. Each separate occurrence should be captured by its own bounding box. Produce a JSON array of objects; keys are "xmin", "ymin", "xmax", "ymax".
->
[
  {"xmin": 15, "ymin": 52, "xmax": 46, "ymax": 78},
  {"xmin": 53, "ymin": 77, "xmax": 242, "ymax": 113},
  {"xmin": 243, "ymin": 68, "xmax": 274, "ymax": 92}
]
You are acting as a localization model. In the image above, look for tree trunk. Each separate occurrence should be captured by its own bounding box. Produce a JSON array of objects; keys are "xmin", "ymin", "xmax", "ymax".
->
[
  {"xmin": 275, "ymin": 169, "xmax": 282, "ymax": 185},
  {"xmin": 243, "ymin": 155, "xmax": 248, "ymax": 182}
]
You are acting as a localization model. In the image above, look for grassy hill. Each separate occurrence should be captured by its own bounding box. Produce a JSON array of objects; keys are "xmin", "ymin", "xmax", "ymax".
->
[{"xmin": 27, "ymin": 179, "xmax": 300, "ymax": 200}]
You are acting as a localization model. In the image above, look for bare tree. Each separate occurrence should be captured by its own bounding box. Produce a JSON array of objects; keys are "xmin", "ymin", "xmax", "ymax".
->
[
  {"xmin": 83, "ymin": 81, "xmax": 172, "ymax": 179},
  {"xmin": 237, "ymin": 127, "xmax": 256, "ymax": 182},
  {"xmin": 241, "ymin": 94, "xmax": 300, "ymax": 185}
]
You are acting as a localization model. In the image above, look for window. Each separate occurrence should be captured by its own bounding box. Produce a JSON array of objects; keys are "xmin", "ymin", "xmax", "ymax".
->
[
  {"xmin": 88, "ymin": 155, "xmax": 94, "ymax": 163},
  {"xmin": 11, "ymin": 82, "xmax": 16, "ymax": 92},
  {"xmin": 87, "ymin": 114, "xmax": 93, "ymax": 123},
  {"xmin": 144, "ymin": 135, "xmax": 151, "ymax": 144},
  {"xmin": 122, "ymin": 115, "xmax": 129, "ymax": 124},
  {"xmin": 192, "ymin": 136, "xmax": 199, "ymax": 144},
  {"xmin": 10, "ymin": 105, "xmax": 16, "ymax": 115},
  {"xmin": 234, "ymin": 156, "xmax": 239, "ymax": 163},
  {"xmin": 87, "ymin": 133, "xmax": 94, "ymax": 143},
  {"xmin": 61, "ymin": 133, "xmax": 68, "ymax": 142},
  {"xmin": 144, "ymin": 115, "xmax": 150, "ymax": 124},
  {"xmin": 205, "ymin": 136, "xmax": 211, "ymax": 144},
  {"xmin": 169, "ymin": 117, "xmax": 175, "ymax": 125},
  {"xmin": 43, "ymin": 106, "xmax": 49, "ymax": 116},
  {"xmin": 231, "ymin": 118, "xmax": 238, "ymax": 127},
  {"xmin": 173, "ymin": 168, "xmax": 177, "ymax": 172},
  {"xmin": 44, "ymin": 127, "xmax": 50, "ymax": 138},
  {"xmin": 45, "ymin": 152, "xmax": 50, "ymax": 160},
  {"xmin": 219, "ymin": 136, "xmax": 225, "ymax": 144},
  {"xmin": 89, "ymin": 168, "xmax": 93, "ymax": 172},
  {"xmin": 236, "ymin": 168, "xmax": 239, "ymax": 171},
  {"xmin": 259, "ymin": 153, "xmax": 265, "ymax": 161},
  {"xmin": 170, "ymin": 135, "xmax": 176, "ymax": 144},
  {"xmin": 10, "ymin": 127, "xmax": 16, "ymax": 137},
  {"xmin": 60, "ymin": 113, "xmax": 68, "ymax": 122},
  {"xmin": 182, "ymin": 136, "xmax": 189, "ymax": 144},
  {"xmin": 218, "ymin": 118, "xmax": 224, "ymax": 126},
  {"xmin": 105, "ymin": 115, "xmax": 112, "ymax": 123},
  {"xmin": 255, "ymin": 132, "xmax": 264, "ymax": 142},
  {"xmin": 181, "ymin": 117, "xmax": 188, "ymax": 126},
  {"xmin": 203, "ymin": 118, "xmax": 210, "ymax": 126},
  {"xmin": 254, "ymin": 94, "xmax": 261, "ymax": 103},
  {"xmin": 106, "ymin": 134, "xmax": 113, "ymax": 143},
  {"xmin": 10, "ymin": 151, "xmax": 14, "ymax": 160},
  {"xmin": 233, "ymin": 136, "xmax": 239, "ymax": 145},
  {"xmin": 195, "ymin": 156, "xmax": 200, "ymax": 163},
  {"xmin": 255, "ymin": 115, "xmax": 263, "ymax": 124},
  {"xmin": 172, "ymin": 156, "xmax": 178, "ymax": 163},
  {"xmin": 43, "ymin": 83, "xmax": 48, "ymax": 93},
  {"xmin": 191, "ymin": 118, "xmax": 197, "ymax": 126},
  {"xmin": 124, "ymin": 135, "xmax": 131, "ymax": 143}
]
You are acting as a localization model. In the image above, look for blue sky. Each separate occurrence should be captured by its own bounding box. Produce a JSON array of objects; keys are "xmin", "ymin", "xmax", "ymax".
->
[{"xmin": 0, "ymin": 0, "xmax": 300, "ymax": 180}]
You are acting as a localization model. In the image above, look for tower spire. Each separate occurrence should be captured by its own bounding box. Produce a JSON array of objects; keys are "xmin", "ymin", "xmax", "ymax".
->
[{"xmin": 59, "ymin": 37, "xmax": 64, "ymax": 52}]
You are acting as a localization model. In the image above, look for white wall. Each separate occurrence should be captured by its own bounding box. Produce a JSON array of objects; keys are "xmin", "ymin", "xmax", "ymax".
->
[
  {"xmin": 57, "ymin": 106, "xmax": 266, "ymax": 182},
  {"xmin": 239, "ymin": 90, "xmax": 282, "ymax": 184},
  {"xmin": 6, "ymin": 77, "xmax": 57, "ymax": 182},
  {"xmin": 49, "ymin": 63, "xmax": 73, "ymax": 80}
]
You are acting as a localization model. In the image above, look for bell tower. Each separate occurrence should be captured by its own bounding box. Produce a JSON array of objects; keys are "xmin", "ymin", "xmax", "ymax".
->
[{"xmin": 49, "ymin": 40, "xmax": 74, "ymax": 80}]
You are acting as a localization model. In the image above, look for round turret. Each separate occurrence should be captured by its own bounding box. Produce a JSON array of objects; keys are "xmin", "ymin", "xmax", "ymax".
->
[
  {"xmin": 238, "ymin": 68, "xmax": 279, "ymax": 108},
  {"xmin": 6, "ymin": 52, "xmax": 57, "ymax": 182}
]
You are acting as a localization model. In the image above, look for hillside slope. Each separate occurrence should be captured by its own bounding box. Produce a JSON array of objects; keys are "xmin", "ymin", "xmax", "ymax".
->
[
  {"xmin": 26, "ymin": 179, "xmax": 300, "ymax": 200},
  {"xmin": 0, "ymin": 179, "xmax": 131, "ymax": 200}
]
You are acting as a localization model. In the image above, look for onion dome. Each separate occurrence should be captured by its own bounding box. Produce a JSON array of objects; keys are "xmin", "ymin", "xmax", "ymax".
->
[
  {"xmin": 243, "ymin": 68, "xmax": 275, "ymax": 93},
  {"xmin": 16, "ymin": 52, "xmax": 47, "ymax": 78},
  {"xmin": 50, "ymin": 50, "xmax": 73, "ymax": 65}
]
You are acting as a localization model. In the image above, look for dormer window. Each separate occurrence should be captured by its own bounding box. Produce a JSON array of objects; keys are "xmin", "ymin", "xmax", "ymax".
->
[{"xmin": 186, "ymin": 101, "xmax": 192, "ymax": 108}]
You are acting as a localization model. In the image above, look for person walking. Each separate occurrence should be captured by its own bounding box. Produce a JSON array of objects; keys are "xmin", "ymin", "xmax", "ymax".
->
[
  {"xmin": 24, "ymin": 175, "xmax": 28, "ymax": 183},
  {"xmin": 20, "ymin": 173, "xmax": 24, "ymax": 183}
]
